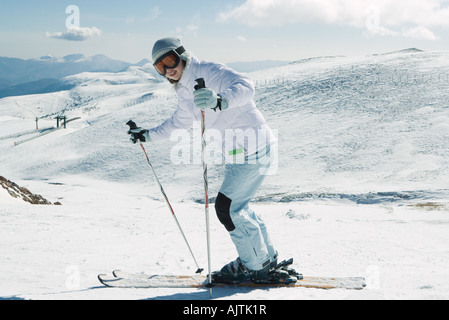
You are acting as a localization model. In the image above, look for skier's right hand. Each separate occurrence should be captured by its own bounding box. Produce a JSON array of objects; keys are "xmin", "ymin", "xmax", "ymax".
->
[{"xmin": 128, "ymin": 127, "xmax": 150, "ymax": 144}]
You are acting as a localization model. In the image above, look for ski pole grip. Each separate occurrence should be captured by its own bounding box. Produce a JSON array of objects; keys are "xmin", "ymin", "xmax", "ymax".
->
[
  {"xmin": 195, "ymin": 78, "xmax": 206, "ymax": 91},
  {"xmin": 126, "ymin": 120, "xmax": 138, "ymax": 130}
]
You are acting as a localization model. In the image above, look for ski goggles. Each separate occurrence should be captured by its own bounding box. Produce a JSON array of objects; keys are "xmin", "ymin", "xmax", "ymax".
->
[{"xmin": 153, "ymin": 46, "xmax": 186, "ymax": 76}]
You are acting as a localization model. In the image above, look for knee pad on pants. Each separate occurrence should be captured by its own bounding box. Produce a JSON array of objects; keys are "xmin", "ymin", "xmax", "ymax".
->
[{"xmin": 215, "ymin": 192, "xmax": 235, "ymax": 232}]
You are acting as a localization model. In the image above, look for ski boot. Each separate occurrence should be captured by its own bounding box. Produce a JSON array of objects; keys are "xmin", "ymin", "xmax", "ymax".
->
[{"xmin": 211, "ymin": 258, "xmax": 270, "ymax": 284}]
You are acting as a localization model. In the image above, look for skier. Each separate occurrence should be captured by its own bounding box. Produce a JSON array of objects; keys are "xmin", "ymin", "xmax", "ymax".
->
[{"xmin": 129, "ymin": 37, "xmax": 278, "ymax": 283}]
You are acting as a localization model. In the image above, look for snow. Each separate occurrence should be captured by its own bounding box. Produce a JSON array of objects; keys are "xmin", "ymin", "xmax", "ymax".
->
[{"xmin": 1, "ymin": 50, "xmax": 449, "ymax": 300}]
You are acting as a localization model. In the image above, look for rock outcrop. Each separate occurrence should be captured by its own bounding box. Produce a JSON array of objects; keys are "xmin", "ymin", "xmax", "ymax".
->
[{"xmin": 0, "ymin": 176, "xmax": 60, "ymax": 205}]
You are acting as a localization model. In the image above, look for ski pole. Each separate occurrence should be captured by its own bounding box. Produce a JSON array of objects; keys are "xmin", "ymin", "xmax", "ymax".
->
[
  {"xmin": 194, "ymin": 79, "xmax": 214, "ymax": 295},
  {"xmin": 126, "ymin": 120, "xmax": 204, "ymax": 275}
]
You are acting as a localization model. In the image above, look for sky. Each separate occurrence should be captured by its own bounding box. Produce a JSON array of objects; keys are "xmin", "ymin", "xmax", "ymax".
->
[{"xmin": 1, "ymin": 0, "xmax": 449, "ymax": 64}]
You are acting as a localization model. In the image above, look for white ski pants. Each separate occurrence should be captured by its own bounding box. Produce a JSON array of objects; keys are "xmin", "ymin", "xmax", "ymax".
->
[{"xmin": 216, "ymin": 144, "xmax": 277, "ymax": 271}]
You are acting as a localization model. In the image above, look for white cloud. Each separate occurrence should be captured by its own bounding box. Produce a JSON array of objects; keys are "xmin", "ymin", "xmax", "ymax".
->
[
  {"xmin": 402, "ymin": 26, "xmax": 439, "ymax": 40},
  {"xmin": 174, "ymin": 23, "xmax": 199, "ymax": 38},
  {"xmin": 237, "ymin": 36, "xmax": 247, "ymax": 42},
  {"xmin": 174, "ymin": 14, "xmax": 201, "ymax": 38},
  {"xmin": 187, "ymin": 23, "xmax": 199, "ymax": 35},
  {"xmin": 46, "ymin": 27, "xmax": 102, "ymax": 41},
  {"xmin": 147, "ymin": 6, "xmax": 162, "ymax": 21},
  {"xmin": 218, "ymin": 0, "xmax": 449, "ymax": 40}
]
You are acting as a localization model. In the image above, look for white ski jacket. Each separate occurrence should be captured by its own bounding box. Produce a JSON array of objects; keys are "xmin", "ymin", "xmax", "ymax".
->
[{"xmin": 148, "ymin": 55, "xmax": 276, "ymax": 160}]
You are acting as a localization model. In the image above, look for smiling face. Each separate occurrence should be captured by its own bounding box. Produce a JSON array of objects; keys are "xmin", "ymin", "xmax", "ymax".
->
[{"xmin": 165, "ymin": 59, "xmax": 185, "ymax": 82}]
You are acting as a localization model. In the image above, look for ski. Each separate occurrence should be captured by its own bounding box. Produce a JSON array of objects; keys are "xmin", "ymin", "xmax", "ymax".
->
[{"xmin": 98, "ymin": 269, "xmax": 366, "ymax": 290}]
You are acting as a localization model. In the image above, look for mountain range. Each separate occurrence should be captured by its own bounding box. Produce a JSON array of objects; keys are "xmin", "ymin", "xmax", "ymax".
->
[{"xmin": 0, "ymin": 54, "xmax": 150, "ymax": 99}]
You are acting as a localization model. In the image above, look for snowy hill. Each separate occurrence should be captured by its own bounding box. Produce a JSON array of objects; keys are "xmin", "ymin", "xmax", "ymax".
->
[
  {"xmin": 252, "ymin": 49, "xmax": 449, "ymax": 199},
  {"xmin": 0, "ymin": 49, "xmax": 449, "ymax": 300}
]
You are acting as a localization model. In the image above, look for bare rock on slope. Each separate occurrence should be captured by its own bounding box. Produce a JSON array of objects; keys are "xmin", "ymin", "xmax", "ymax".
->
[{"xmin": 0, "ymin": 176, "xmax": 59, "ymax": 205}]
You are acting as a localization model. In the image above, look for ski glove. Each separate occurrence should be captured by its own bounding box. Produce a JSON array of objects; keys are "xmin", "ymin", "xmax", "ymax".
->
[
  {"xmin": 128, "ymin": 127, "xmax": 150, "ymax": 144},
  {"xmin": 193, "ymin": 88, "xmax": 228, "ymax": 111}
]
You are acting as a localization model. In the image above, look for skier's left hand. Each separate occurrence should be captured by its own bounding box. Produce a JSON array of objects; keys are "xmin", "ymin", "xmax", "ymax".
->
[
  {"xmin": 128, "ymin": 127, "xmax": 150, "ymax": 144},
  {"xmin": 193, "ymin": 88, "xmax": 228, "ymax": 111}
]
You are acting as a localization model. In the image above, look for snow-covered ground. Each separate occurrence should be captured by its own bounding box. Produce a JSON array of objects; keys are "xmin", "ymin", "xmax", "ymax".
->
[{"xmin": 1, "ymin": 50, "xmax": 449, "ymax": 300}]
